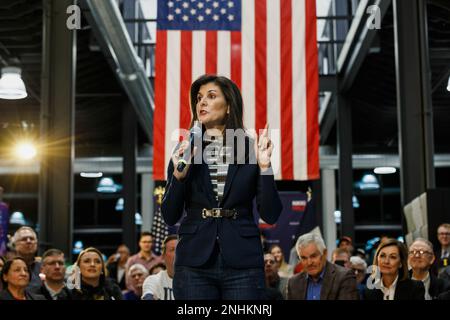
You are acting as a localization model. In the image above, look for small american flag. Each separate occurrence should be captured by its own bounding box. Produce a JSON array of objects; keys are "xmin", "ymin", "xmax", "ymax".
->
[
  {"xmin": 151, "ymin": 207, "xmax": 169, "ymax": 255},
  {"xmin": 153, "ymin": 0, "xmax": 319, "ymax": 181},
  {"xmin": 151, "ymin": 185, "xmax": 170, "ymax": 255}
]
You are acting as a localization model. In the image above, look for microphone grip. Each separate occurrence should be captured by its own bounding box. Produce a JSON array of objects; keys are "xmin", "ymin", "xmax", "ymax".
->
[{"xmin": 176, "ymin": 159, "xmax": 187, "ymax": 172}]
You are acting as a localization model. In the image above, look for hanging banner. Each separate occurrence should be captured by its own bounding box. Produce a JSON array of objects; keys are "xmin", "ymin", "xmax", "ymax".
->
[{"xmin": 256, "ymin": 191, "xmax": 317, "ymax": 263}]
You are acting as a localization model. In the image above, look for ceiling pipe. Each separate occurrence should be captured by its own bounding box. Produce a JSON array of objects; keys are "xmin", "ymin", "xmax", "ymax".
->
[{"xmin": 85, "ymin": 0, "xmax": 154, "ymax": 143}]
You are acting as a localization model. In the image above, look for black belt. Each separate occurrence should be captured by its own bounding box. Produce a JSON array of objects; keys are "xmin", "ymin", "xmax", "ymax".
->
[{"xmin": 202, "ymin": 208, "xmax": 237, "ymax": 219}]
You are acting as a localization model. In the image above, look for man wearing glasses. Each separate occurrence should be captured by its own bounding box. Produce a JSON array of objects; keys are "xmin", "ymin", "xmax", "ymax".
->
[
  {"xmin": 12, "ymin": 226, "xmax": 41, "ymax": 290},
  {"xmin": 436, "ymin": 224, "xmax": 450, "ymax": 273},
  {"xmin": 32, "ymin": 249, "xmax": 72, "ymax": 300},
  {"xmin": 408, "ymin": 238, "xmax": 450, "ymax": 300}
]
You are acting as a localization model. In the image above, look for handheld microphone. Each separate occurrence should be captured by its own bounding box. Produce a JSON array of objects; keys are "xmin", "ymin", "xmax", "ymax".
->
[{"xmin": 177, "ymin": 121, "xmax": 202, "ymax": 172}]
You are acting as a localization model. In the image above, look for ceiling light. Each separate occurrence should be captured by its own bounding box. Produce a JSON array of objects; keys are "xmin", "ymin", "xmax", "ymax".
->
[
  {"xmin": 447, "ymin": 74, "xmax": 450, "ymax": 92},
  {"xmin": 352, "ymin": 195, "xmax": 360, "ymax": 208},
  {"xmin": 355, "ymin": 174, "xmax": 380, "ymax": 190},
  {"xmin": 0, "ymin": 67, "xmax": 28, "ymax": 100},
  {"xmin": 80, "ymin": 172, "xmax": 103, "ymax": 178},
  {"xmin": 334, "ymin": 210, "xmax": 341, "ymax": 224},
  {"xmin": 73, "ymin": 240, "xmax": 84, "ymax": 254},
  {"xmin": 97, "ymin": 177, "xmax": 122, "ymax": 193},
  {"xmin": 115, "ymin": 198, "xmax": 124, "ymax": 211},
  {"xmin": 10, "ymin": 211, "xmax": 26, "ymax": 225},
  {"xmin": 135, "ymin": 212, "xmax": 142, "ymax": 225},
  {"xmin": 374, "ymin": 166, "xmax": 397, "ymax": 174},
  {"xmin": 14, "ymin": 141, "xmax": 37, "ymax": 160}
]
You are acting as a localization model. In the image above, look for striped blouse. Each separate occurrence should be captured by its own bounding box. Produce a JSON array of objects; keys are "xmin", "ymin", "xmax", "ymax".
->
[{"xmin": 203, "ymin": 134, "xmax": 232, "ymax": 204}]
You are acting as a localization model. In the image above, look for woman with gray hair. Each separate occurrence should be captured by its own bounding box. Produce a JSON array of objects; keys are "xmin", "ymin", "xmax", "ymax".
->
[{"xmin": 123, "ymin": 264, "xmax": 149, "ymax": 300}]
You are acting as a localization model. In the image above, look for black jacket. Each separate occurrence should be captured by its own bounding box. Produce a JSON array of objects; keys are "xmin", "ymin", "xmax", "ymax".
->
[
  {"xmin": 408, "ymin": 270, "xmax": 450, "ymax": 299},
  {"xmin": 0, "ymin": 289, "xmax": 46, "ymax": 300},
  {"xmin": 106, "ymin": 261, "xmax": 127, "ymax": 290},
  {"xmin": 429, "ymin": 273, "xmax": 450, "ymax": 299},
  {"xmin": 71, "ymin": 277, "xmax": 123, "ymax": 300},
  {"xmin": 29, "ymin": 283, "xmax": 72, "ymax": 300},
  {"xmin": 363, "ymin": 278, "xmax": 425, "ymax": 300},
  {"xmin": 162, "ymin": 137, "xmax": 283, "ymax": 269}
]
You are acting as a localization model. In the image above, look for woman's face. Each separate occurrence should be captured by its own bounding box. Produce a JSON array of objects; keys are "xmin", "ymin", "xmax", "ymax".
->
[
  {"xmin": 3, "ymin": 259, "xmax": 29, "ymax": 289},
  {"xmin": 270, "ymin": 246, "xmax": 283, "ymax": 263},
  {"xmin": 79, "ymin": 252, "xmax": 103, "ymax": 280},
  {"xmin": 377, "ymin": 245, "xmax": 401, "ymax": 277},
  {"xmin": 196, "ymin": 82, "xmax": 229, "ymax": 130}
]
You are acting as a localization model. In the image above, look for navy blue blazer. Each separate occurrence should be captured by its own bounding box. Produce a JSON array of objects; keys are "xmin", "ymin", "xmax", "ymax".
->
[{"xmin": 161, "ymin": 145, "xmax": 283, "ymax": 269}]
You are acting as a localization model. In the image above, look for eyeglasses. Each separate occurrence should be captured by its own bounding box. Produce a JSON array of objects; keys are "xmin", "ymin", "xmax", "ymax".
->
[
  {"xmin": 352, "ymin": 268, "xmax": 365, "ymax": 274},
  {"xmin": 438, "ymin": 232, "xmax": 450, "ymax": 237},
  {"xmin": 408, "ymin": 250, "xmax": 432, "ymax": 257}
]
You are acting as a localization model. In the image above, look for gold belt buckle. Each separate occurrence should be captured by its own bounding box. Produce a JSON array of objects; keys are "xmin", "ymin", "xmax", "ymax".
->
[
  {"xmin": 212, "ymin": 208, "xmax": 221, "ymax": 218},
  {"xmin": 202, "ymin": 208, "xmax": 223, "ymax": 218}
]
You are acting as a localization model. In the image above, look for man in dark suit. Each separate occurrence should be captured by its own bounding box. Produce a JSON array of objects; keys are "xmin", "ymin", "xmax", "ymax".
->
[{"xmin": 287, "ymin": 233, "xmax": 359, "ymax": 300}]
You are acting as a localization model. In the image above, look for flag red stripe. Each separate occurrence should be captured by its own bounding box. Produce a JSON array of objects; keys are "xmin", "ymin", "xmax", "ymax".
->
[
  {"xmin": 230, "ymin": 31, "xmax": 241, "ymax": 89},
  {"xmin": 180, "ymin": 31, "xmax": 192, "ymax": 131},
  {"xmin": 305, "ymin": 0, "xmax": 320, "ymax": 179},
  {"xmin": 205, "ymin": 31, "xmax": 217, "ymax": 74},
  {"xmin": 280, "ymin": 0, "xmax": 293, "ymax": 179},
  {"xmin": 254, "ymin": 0, "xmax": 267, "ymax": 132},
  {"xmin": 153, "ymin": 30, "xmax": 167, "ymax": 180}
]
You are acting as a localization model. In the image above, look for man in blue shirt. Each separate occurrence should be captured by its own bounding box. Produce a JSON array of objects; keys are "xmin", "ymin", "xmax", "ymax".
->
[{"xmin": 287, "ymin": 233, "xmax": 359, "ymax": 300}]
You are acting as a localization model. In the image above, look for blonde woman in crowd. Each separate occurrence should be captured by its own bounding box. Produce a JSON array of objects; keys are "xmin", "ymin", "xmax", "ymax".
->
[{"xmin": 70, "ymin": 247, "xmax": 122, "ymax": 300}]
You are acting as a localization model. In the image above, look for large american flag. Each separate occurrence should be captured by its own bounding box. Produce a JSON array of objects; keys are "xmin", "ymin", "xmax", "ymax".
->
[{"xmin": 153, "ymin": 0, "xmax": 319, "ymax": 181}]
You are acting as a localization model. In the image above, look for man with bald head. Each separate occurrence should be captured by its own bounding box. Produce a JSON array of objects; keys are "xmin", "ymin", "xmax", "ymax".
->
[{"xmin": 408, "ymin": 238, "xmax": 450, "ymax": 300}]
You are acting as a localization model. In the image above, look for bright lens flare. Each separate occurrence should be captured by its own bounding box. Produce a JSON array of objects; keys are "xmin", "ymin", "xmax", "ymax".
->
[{"xmin": 14, "ymin": 142, "xmax": 37, "ymax": 160}]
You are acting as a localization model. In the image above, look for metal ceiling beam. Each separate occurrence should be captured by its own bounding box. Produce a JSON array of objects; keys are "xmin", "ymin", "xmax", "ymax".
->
[
  {"xmin": 83, "ymin": 0, "xmax": 154, "ymax": 143},
  {"xmin": 337, "ymin": 0, "xmax": 392, "ymax": 92},
  {"xmin": 432, "ymin": 68, "xmax": 450, "ymax": 93},
  {"xmin": 3, "ymin": 154, "xmax": 450, "ymax": 174},
  {"xmin": 318, "ymin": 0, "xmax": 391, "ymax": 144},
  {"xmin": 319, "ymin": 75, "xmax": 337, "ymax": 92},
  {"xmin": 319, "ymin": 96, "xmax": 337, "ymax": 145},
  {"xmin": 337, "ymin": 93, "xmax": 354, "ymax": 241},
  {"xmin": 393, "ymin": 0, "xmax": 435, "ymax": 207},
  {"xmin": 39, "ymin": 0, "xmax": 75, "ymax": 259}
]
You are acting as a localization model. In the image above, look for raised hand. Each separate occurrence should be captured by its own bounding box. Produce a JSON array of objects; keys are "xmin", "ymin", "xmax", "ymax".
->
[{"xmin": 254, "ymin": 123, "xmax": 273, "ymax": 171}]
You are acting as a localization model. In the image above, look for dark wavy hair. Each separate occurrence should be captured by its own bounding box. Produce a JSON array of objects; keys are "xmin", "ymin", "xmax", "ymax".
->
[
  {"xmin": 189, "ymin": 74, "xmax": 244, "ymax": 132},
  {"xmin": 1, "ymin": 256, "xmax": 31, "ymax": 289}
]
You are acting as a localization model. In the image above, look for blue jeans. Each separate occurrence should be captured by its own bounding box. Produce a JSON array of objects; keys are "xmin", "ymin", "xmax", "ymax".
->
[{"xmin": 173, "ymin": 245, "xmax": 266, "ymax": 300}]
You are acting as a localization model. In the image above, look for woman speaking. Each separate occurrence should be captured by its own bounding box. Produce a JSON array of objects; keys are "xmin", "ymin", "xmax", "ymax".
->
[{"xmin": 161, "ymin": 74, "xmax": 283, "ymax": 300}]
